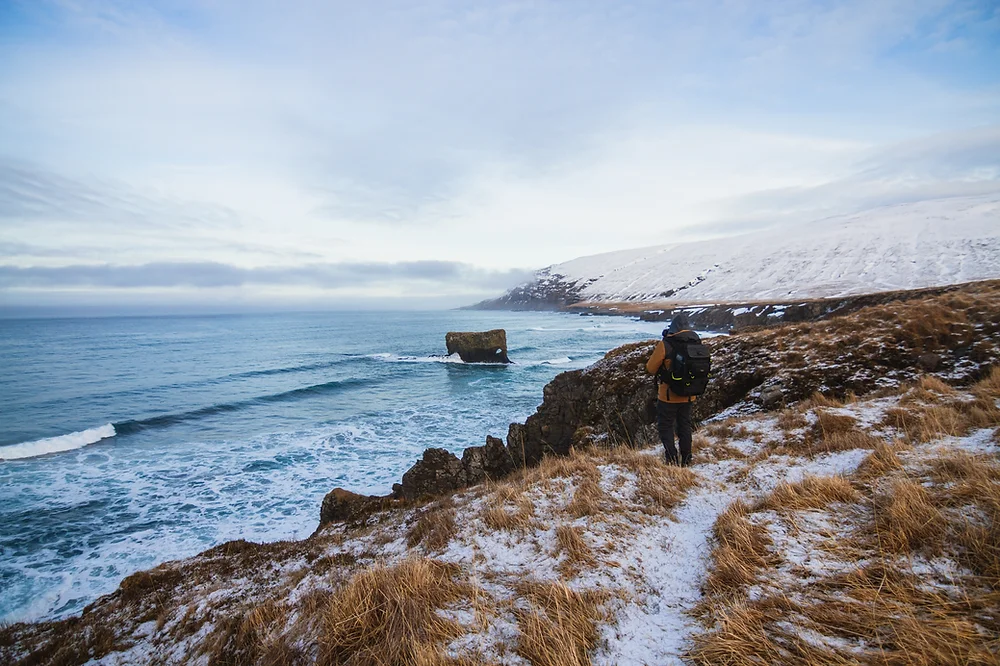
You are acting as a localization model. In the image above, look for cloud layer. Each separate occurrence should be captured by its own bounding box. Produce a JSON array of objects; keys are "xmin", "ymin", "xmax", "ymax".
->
[{"xmin": 1, "ymin": 1, "xmax": 998, "ymax": 310}]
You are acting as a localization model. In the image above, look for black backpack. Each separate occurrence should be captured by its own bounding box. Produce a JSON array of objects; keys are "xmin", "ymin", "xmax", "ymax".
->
[{"xmin": 658, "ymin": 330, "xmax": 712, "ymax": 398}]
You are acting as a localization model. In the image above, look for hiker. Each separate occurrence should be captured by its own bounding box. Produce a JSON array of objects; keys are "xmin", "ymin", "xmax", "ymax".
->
[{"xmin": 646, "ymin": 313, "xmax": 711, "ymax": 466}]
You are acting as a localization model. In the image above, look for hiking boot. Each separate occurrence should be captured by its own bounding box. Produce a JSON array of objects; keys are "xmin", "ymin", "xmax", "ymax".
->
[
  {"xmin": 664, "ymin": 449, "xmax": 678, "ymax": 466},
  {"xmin": 680, "ymin": 454, "xmax": 692, "ymax": 467}
]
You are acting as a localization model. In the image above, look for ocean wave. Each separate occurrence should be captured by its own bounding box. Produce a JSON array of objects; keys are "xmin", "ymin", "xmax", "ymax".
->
[
  {"xmin": 222, "ymin": 358, "xmax": 347, "ymax": 381},
  {"xmin": 112, "ymin": 376, "xmax": 376, "ymax": 435},
  {"xmin": 0, "ymin": 424, "xmax": 116, "ymax": 461},
  {"xmin": 369, "ymin": 352, "xmax": 472, "ymax": 365}
]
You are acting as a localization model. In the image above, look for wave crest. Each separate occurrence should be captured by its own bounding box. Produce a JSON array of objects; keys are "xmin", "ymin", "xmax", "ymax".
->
[{"xmin": 0, "ymin": 424, "xmax": 116, "ymax": 461}]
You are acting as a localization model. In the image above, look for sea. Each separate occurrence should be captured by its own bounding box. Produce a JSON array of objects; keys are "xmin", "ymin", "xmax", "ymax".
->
[{"xmin": 0, "ymin": 309, "xmax": 667, "ymax": 623}]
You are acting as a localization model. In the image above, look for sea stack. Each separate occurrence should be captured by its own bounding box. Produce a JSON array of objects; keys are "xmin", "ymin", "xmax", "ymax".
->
[{"xmin": 445, "ymin": 329, "xmax": 512, "ymax": 364}]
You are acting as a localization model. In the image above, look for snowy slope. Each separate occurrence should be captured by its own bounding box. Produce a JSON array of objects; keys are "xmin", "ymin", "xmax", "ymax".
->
[{"xmin": 529, "ymin": 194, "xmax": 1000, "ymax": 304}]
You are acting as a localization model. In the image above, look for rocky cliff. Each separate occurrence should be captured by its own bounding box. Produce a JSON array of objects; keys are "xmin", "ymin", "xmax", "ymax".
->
[{"xmin": 334, "ymin": 279, "xmax": 1000, "ymax": 512}]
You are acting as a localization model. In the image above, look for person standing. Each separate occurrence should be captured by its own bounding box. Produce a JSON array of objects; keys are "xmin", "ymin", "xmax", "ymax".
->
[{"xmin": 646, "ymin": 314, "xmax": 696, "ymax": 466}]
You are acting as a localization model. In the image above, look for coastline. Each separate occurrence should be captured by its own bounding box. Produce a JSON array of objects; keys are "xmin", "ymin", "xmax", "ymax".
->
[{"xmin": 3, "ymin": 279, "xmax": 1000, "ymax": 664}]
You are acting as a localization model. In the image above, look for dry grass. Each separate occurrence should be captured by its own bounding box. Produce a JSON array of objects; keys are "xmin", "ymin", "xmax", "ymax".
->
[
  {"xmin": 811, "ymin": 429, "xmax": 882, "ymax": 454},
  {"xmin": 918, "ymin": 374, "xmax": 957, "ymax": 395},
  {"xmin": 695, "ymin": 451, "xmax": 1000, "ymax": 665},
  {"xmin": 592, "ymin": 443, "xmax": 703, "ymax": 512},
  {"xmin": 520, "ymin": 449, "xmax": 601, "ymax": 486},
  {"xmin": 407, "ymin": 506, "xmax": 458, "ymax": 552},
  {"xmin": 776, "ymin": 408, "xmax": 808, "ymax": 432},
  {"xmin": 703, "ymin": 500, "xmax": 775, "ymax": 598},
  {"xmin": 481, "ymin": 486, "xmax": 536, "ymax": 532},
  {"xmin": 872, "ymin": 479, "xmax": 946, "ymax": 554},
  {"xmin": 318, "ymin": 558, "xmax": 475, "ymax": 666},
  {"xmin": 555, "ymin": 525, "xmax": 595, "ymax": 578},
  {"xmin": 200, "ymin": 601, "xmax": 301, "ymax": 665},
  {"xmin": 755, "ymin": 475, "xmax": 859, "ymax": 513},
  {"xmin": 805, "ymin": 391, "xmax": 843, "ymax": 410},
  {"xmin": 513, "ymin": 582, "xmax": 607, "ymax": 666},
  {"xmin": 974, "ymin": 365, "xmax": 1000, "ymax": 397},
  {"xmin": 855, "ymin": 439, "xmax": 907, "ymax": 479},
  {"xmin": 565, "ymin": 476, "xmax": 604, "ymax": 519},
  {"xmin": 705, "ymin": 418, "xmax": 751, "ymax": 441},
  {"xmin": 811, "ymin": 410, "xmax": 857, "ymax": 439}
]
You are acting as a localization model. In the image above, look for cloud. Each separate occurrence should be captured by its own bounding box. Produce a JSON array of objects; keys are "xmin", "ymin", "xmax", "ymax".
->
[
  {"xmin": 0, "ymin": 260, "xmax": 531, "ymax": 291},
  {"xmin": 0, "ymin": 0, "xmax": 998, "ymax": 301},
  {"xmin": 0, "ymin": 160, "xmax": 243, "ymax": 230},
  {"xmin": 695, "ymin": 124, "xmax": 1000, "ymax": 236}
]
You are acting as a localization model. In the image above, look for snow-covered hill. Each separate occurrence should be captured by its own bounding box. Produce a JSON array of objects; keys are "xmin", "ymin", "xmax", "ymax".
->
[{"xmin": 493, "ymin": 194, "xmax": 1000, "ymax": 306}]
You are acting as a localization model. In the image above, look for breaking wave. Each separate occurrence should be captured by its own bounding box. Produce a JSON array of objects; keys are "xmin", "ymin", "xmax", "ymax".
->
[{"xmin": 0, "ymin": 424, "xmax": 116, "ymax": 461}]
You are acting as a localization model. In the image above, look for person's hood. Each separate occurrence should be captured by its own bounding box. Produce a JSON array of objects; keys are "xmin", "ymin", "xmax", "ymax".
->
[{"xmin": 665, "ymin": 313, "xmax": 690, "ymax": 336}]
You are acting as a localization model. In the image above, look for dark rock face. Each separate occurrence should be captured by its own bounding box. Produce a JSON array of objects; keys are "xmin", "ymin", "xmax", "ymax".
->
[
  {"xmin": 499, "ymin": 281, "xmax": 1000, "ymax": 457},
  {"xmin": 446, "ymin": 329, "xmax": 512, "ymax": 363},
  {"xmin": 918, "ymin": 353, "xmax": 943, "ymax": 372},
  {"xmin": 397, "ymin": 448, "xmax": 467, "ymax": 500},
  {"xmin": 506, "ymin": 343, "xmax": 660, "ymax": 464},
  {"xmin": 462, "ymin": 435, "xmax": 516, "ymax": 484},
  {"xmin": 320, "ymin": 488, "xmax": 393, "ymax": 525}
]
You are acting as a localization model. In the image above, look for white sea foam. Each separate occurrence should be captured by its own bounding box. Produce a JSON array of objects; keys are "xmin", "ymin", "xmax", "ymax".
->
[{"xmin": 0, "ymin": 424, "xmax": 116, "ymax": 461}]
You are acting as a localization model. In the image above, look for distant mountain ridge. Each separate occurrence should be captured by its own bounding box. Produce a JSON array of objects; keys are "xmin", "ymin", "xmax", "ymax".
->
[{"xmin": 474, "ymin": 194, "xmax": 1000, "ymax": 310}]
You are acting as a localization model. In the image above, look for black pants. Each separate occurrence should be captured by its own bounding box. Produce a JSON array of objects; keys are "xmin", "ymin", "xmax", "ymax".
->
[{"xmin": 657, "ymin": 400, "xmax": 692, "ymax": 464}]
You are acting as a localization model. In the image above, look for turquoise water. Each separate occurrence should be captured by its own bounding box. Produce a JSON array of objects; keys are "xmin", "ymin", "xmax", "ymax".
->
[{"xmin": 0, "ymin": 310, "xmax": 665, "ymax": 623}]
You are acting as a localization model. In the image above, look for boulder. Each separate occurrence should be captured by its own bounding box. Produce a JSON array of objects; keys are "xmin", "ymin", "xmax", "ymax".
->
[
  {"xmin": 462, "ymin": 435, "xmax": 516, "ymax": 484},
  {"xmin": 320, "ymin": 488, "xmax": 391, "ymax": 525},
  {"xmin": 759, "ymin": 388, "xmax": 784, "ymax": 409},
  {"xmin": 918, "ymin": 353, "xmax": 943, "ymax": 372},
  {"xmin": 397, "ymin": 448, "xmax": 466, "ymax": 500},
  {"xmin": 446, "ymin": 329, "xmax": 512, "ymax": 363}
]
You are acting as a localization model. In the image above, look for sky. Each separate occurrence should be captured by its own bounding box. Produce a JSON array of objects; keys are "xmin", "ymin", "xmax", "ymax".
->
[{"xmin": 1, "ymin": 0, "xmax": 998, "ymax": 313}]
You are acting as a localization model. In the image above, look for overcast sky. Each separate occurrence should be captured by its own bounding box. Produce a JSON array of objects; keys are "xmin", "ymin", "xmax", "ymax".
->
[{"xmin": 1, "ymin": 0, "xmax": 998, "ymax": 312}]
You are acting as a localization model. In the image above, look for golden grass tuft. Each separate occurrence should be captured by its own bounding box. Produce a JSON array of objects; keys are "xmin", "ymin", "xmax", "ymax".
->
[
  {"xmin": 514, "ymin": 581, "xmax": 607, "ymax": 666},
  {"xmin": 776, "ymin": 408, "xmax": 808, "ymax": 432},
  {"xmin": 633, "ymin": 461, "xmax": 699, "ymax": 515},
  {"xmin": 806, "ymin": 391, "xmax": 843, "ymax": 409},
  {"xmin": 756, "ymin": 475, "xmax": 858, "ymax": 513},
  {"xmin": 407, "ymin": 507, "xmax": 458, "ymax": 552},
  {"xmin": 565, "ymin": 476, "xmax": 604, "ymax": 519},
  {"xmin": 812, "ymin": 429, "xmax": 882, "ymax": 454},
  {"xmin": 918, "ymin": 374, "xmax": 957, "ymax": 394},
  {"xmin": 811, "ymin": 410, "xmax": 857, "ymax": 438},
  {"xmin": 555, "ymin": 525, "xmax": 595, "ymax": 577},
  {"xmin": 703, "ymin": 500, "xmax": 775, "ymax": 598},
  {"xmin": 522, "ymin": 449, "xmax": 601, "ymax": 485},
  {"xmin": 318, "ymin": 558, "xmax": 473, "ymax": 666},
  {"xmin": 481, "ymin": 490, "xmax": 536, "ymax": 532},
  {"xmin": 872, "ymin": 480, "xmax": 946, "ymax": 554},
  {"xmin": 855, "ymin": 439, "xmax": 906, "ymax": 479},
  {"xmin": 973, "ymin": 365, "xmax": 1000, "ymax": 397},
  {"xmin": 201, "ymin": 600, "xmax": 300, "ymax": 665}
]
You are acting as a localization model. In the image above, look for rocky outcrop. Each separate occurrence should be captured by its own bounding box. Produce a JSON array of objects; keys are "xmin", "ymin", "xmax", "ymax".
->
[
  {"xmin": 319, "ymin": 488, "xmax": 397, "ymax": 526},
  {"xmin": 324, "ymin": 280, "xmax": 1000, "ymax": 524},
  {"xmin": 445, "ymin": 329, "xmax": 512, "ymax": 364},
  {"xmin": 498, "ymin": 280, "xmax": 1000, "ymax": 461},
  {"xmin": 463, "ymin": 435, "xmax": 516, "ymax": 484},
  {"xmin": 505, "ymin": 342, "xmax": 660, "ymax": 463},
  {"xmin": 394, "ymin": 448, "xmax": 466, "ymax": 500},
  {"xmin": 390, "ymin": 437, "xmax": 518, "ymax": 501}
]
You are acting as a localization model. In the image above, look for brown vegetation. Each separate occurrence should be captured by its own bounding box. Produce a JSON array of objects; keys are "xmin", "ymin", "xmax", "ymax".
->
[
  {"xmin": 513, "ymin": 582, "xmax": 607, "ymax": 666},
  {"xmin": 318, "ymin": 558, "xmax": 474, "ymax": 666}
]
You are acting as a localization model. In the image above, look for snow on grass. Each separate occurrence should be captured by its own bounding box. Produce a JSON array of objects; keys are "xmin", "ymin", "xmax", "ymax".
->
[{"xmin": 14, "ymin": 380, "xmax": 1000, "ymax": 665}]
